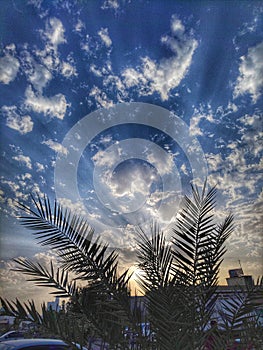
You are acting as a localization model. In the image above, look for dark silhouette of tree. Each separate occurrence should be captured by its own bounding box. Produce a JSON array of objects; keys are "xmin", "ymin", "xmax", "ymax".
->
[{"xmin": 1, "ymin": 183, "xmax": 262, "ymax": 349}]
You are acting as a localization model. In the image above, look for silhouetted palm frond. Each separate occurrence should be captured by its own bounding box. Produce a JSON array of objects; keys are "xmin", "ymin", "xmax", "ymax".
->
[
  {"xmin": 15, "ymin": 198, "xmax": 138, "ymax": 346},
  {"xmin": 0, "ymin": 297, "xmax": 42, "ymax": 324},
  {"xmin": 3, "ymin": 183, "xmax": 259, "ymax": 350},
  {"xmin": 17, "ymin": 196, "xmax": 131, "ymax": 301},
  {"xmin": 172, "ymin": 184, "xmax": 218, "ymax": 285},
  {"xmin": 12, "ymin": 259, "xmax": 79, "ymax": 298},
  {"xmin": 169, "ymin": 183, "xmax": 235, "ymax": 348},
  {"xmin": 136, "ymin": 222, "xmax": 174, "ymax": 291},
  {"xmin": 219, "ymin": 277, "xmax": 263, "ymax": 348}
]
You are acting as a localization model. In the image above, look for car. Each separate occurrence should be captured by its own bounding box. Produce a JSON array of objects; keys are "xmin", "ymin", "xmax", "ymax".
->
[
  {"xmin": 0, "ymin": 338, "xmax": 74, "ymax": 349},
  {"xmin": 0, "ymin": 331, "xmax": 25, "ymax": 342}
]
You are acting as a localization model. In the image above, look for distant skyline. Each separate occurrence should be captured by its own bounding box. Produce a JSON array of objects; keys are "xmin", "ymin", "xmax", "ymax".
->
[{"xmin": 0, "ymin": 0, "xmax": 262, "ymax": 306}]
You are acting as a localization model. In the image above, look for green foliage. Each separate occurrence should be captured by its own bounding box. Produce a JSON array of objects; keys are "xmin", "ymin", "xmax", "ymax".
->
[{"xmin": 1, "ymin": 184, "xmax": 262, "ymax": 349}]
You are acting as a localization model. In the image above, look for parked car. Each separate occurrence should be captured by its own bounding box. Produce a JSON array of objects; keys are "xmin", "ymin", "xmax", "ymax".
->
[
  {"xmin": 0, "ymin": 338, "xmax": 74, "ymax": 349},
  {"xmin": 0, "ymin": 331, "xmax": 24, "ymax": 342}
]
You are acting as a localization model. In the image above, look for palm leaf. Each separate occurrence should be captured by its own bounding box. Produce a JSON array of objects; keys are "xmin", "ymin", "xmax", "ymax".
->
[
  {"xmin": 16, "ymin": 196, "xmax": 138, "ymax": 345},
  {"xmin": 12, "ymin": 259, "xmax": 79, "ymax": 298},
  {"xmin": 169, "ymin": 183, "xmax": 235, "ymax": 348},
  {"xmin": 219, "ymin": 278, "xmax": 263, "ymax": 345},
  {"xmin": 0, "ymin": 297, "xmax": 42, "ymax": 324},
  {"xmin": 17, "ymin": 196, "xmax": 131, "ymax": 301},
  {"xmin": 136, "ymin": 222, "xmax": 173, "ymax": 291}
]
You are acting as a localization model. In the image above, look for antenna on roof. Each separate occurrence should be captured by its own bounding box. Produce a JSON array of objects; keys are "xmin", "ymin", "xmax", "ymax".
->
[{"xmin": 238, "ymin": 259, "xmax": 244, "ymax": 275}]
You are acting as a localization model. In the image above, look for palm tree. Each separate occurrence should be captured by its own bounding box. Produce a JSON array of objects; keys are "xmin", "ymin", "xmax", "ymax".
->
[{"xmin": 1, "ymin": 183, "xmax": 262, "ymax": 349}]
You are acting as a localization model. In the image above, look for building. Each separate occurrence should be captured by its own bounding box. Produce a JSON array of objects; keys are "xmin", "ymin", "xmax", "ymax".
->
[
  {"xmin": 47, "ymin": 296, "xmax": 61, "ymax": 311},
  {"xmin": 212, "ymin": 268, "xmax": 263, "ymax": 327},
  {"xmin": 226, "ymin": 268, "xmax": 254, "ymax": 288}
]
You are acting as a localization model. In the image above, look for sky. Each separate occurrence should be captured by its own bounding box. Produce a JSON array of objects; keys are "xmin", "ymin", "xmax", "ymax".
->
[{"xmin": 0, "ymin": 0, "xmax": 262, "ymax": 306}]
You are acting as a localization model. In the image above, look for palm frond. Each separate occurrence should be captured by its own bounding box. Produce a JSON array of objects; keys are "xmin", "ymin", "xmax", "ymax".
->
[
  {"xmin": 0, "ymin": 297, "xmax": 42, "ymax": 324},
  {"xmin": 12, "ymin": 258, "xmax": 79, "ymax": 298},
  {"xmin": 17, "ymin": 196, "xmax": 131, "ymax": 302},
  {"xmin": 16, "ymin": 195, "xmax": 137, "ymax": 341},
  {"xmin": 136, "ymin": 222, "xmax": 173, "ymax": 291},
  {"xmin": 172, "ymin": 184, "xmax": 218, "ymax": 285},
  {"xmin": 219, "ymin": 278, "xmax": 263, "ymax": 332}
]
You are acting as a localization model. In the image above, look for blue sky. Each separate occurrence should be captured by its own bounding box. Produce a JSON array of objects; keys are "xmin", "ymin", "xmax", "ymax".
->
[{"xmin": 0, "ymin": 0, "xmax": 262, "ymax": 305}]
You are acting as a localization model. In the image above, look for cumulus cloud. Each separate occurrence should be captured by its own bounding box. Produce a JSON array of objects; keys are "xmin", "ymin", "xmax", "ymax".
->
[
  {"xmin": 234, "ymin": 41, "xmax": 263, "ymax": 102},
  {"xmin": 0, "ymin": 54, "xmax": 20, "ymax": 84},
  {"xmin": 101, "ymin": 0, "xmax": 119, "ymax": 10},
  {"xmin": 35, "ymin": 162, "xmax": 45, "ymax": 172},
  {"xmin": 42, "ymin": 139, "xmax": 68, "ymax": 155},
  {"xmin": 1, "ymin": 105, "xmax": 33, "ymax": 134},
  {"xmin": 122, "ymin": 15, "xmax": 198, "ymax": 100},
  {"xmin": 25, "ymin": 85, "xmax": 69, "ymax": 119},
  {"xmin": 92, "ymin": 147, "xmax": 121, "ymax": 168},
  {"xmin": 33, "ymin": 17, "xmax": 75, "ymax": 81},
  {"xmin": 28, "ymin": 63, "xmax": 52, "ymax": 92},
  {"xmin": 110, "ymin": 162, "xmax": 158, "ymax": 199},
  {"xmin": 74, "ymin": 19, "xmax": 85, "ymax": 33},
  {"xmin": 98, "ymin": 28, "xmax": 112, "ymax": 47},
  {"xmin": 146, "ymin": 151, "xmax": 174, "ymax": 176},
  {"xmin": 189, "ymin": 105, "xmax": 217, "ymax": 137},
  {"xmin": 89, "ymin": 86, "xmax": 114, "ymax": 109},
  {"xmin": 61, "ymin": 61, "xmax": 77, "ymax": 78},
  {"xmin": 43, "ymin": 17, "xmax": 66, "ymax": 51},
  {"xmin": 12, "ymin": 154, "xmax": 32, "ymax": 169}
]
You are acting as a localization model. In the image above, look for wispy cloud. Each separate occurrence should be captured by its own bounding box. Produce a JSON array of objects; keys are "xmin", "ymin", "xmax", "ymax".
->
[
  {"xmin": 0, "ymin": 252, "xmax": 59, "ymax": 307},
  {"xmin": 89, "ymin": 86, "xmax": 114, "ymax": 109},
  {"xmin": 25, "ymin": 85, "xmax": 69, "ymax": 119},
  {"xmin": 122, "ymin": 15, "xmax": 198, "ymax": 100},
  {"xmin": 42, "ymin": 139, "xmax": 68, "ymax": 155},
  {"xmin": 101, "ymin": 0, "xmax": 119, "ymax": 11},
  {"xmin": 2, "ymin": 105, "xmax": 33, "ymax": 134},
  {"xmin": 98, "ymin": 28, "xmax": 112, "ymax": 48},
  {"xmin": 0, "ymin": 54, "xmax": 20, "ymax": 84},
  {"xmin": 42, "ymin": 17, "xmax": 66, "ymax": 51},
  {"xmin": 12, "ymin": 154, "xmax": 32, "ymax": 169},
  {"xmin": 28, "ymin": 63, "xmax": 52, "ymax": 92},
  {"xmin": 35, "ymin": 162, "xmax": 45, "ymax": 172},
  {"xmin": 234, "ymin": 41, "xmax": 263, "ymax": 103}
]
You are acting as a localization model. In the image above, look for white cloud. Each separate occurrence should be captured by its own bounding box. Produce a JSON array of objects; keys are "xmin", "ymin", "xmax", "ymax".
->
[
  {"xmin": 146, "ymin": 151, "xmax": 174, "ymax": 176},
  {"xmin": 189, "ymin": 105, "xmax": 216, "ymax": 136},
  {"xmin": 28, "ymin": 63, "xmax": 52, "ymax": 92},
  {"xmin": 101, "ymin": 0, "xmax": 119, "ymax": 10},
  {"xmin": 35, "ymin": 162, "xmax": 45, "ymax": 172},
  {"xmin": 74, "ymin": 19, "xmax": 85, "ymax": 33},
  {"xmin": 206, "ymin": 153, "xmax": 224, "ymax": 173},
  {"xmin": 2, "ymin": 105, "xmax": 33, "ymax": 134},
  {"xmin": 43, "ymin": 17, "xmax": 66, "ymax": 51},
  {"xmin": 234, "ymin": 41, "xmax": 263, "ymax": 102},
  {"xmin": 109, "ymin": 163, "xmax": 158, "ymax": 199},
  {"xmin": 90, "ymin": 64, "xmax": 103, "ymax": 77},
  {"xmin": 42, "ymin": 139, "xmax": 68, "ymax": 155},
  {"xmin": 0, "ymin": 55, "xmax": 20, "ymax": 84},
  {"xmin": 1, "ymin": 180, "xmax": 20, "ymax": 193},
  {"xmin": 237, "ymin": 114, "xmax": 263, "ymax": 159},
  {"xmin": 92, "ymin": 147, "xmax": 121, "ymax": 167},
  {"xmin": 122, "ymin": 16, "xmax": 198, "ymax": 100},
  {"xmin": 89, "ymin": 86, "xmax": 114, "ymax": 109},
  {"xmin": 61, "ymin": 61, "xmax": 77, "ymax": 78},
  {"xmin": 98, "ymin": 28, "xmax": 112, "ymax": 47},
  {"xmin": 25, "ymin": 85, "xmax": 69, "ymax": 120},
  {"xmin": 35, "ymin": 46, "xmax": 60, "ymax": 71},
  {"xmin": 12, "ymin": 154, "xmax": 32, "ymax": 169},
  {"xmin": 57, "ymin": 197, "xmax": 94, "ymax": 220}
]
